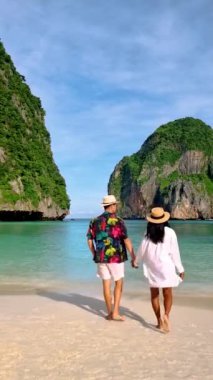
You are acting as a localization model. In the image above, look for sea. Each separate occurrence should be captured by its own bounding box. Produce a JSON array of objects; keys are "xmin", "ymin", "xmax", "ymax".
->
[{"xmin": 0, "ymin": 220, "xmax": 212, "ymax": 296}]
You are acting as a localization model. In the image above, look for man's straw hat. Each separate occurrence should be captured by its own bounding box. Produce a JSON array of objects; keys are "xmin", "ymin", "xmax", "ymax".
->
[
  {"xmin": 146, "ymin": 207, "xmax": 170, "ymax": 224},
  {"xmin": 101, "ymin": 195, "xmax": 119, "ymax": 206}
]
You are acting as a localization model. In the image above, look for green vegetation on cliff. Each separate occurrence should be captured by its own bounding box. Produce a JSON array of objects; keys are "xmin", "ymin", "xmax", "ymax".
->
[
  {"xmin": 108, "ymin": 117, "xmax": 213, "ymax": 217},
  {"xmin": 0, "ymin": 40, "xmax": 70, "ymax": 212},
  {"xmin": 140, "ymin": 117, "xmax": 212, "ymax": 167}
]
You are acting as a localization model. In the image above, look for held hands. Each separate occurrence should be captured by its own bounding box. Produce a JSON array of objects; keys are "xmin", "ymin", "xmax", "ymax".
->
[
  {"xmin": 129, "ymin": 249, "xmax": 139, "ymax": 268},
  {"xmin": 131, "ymin": 258, "xmax": 139, "ymax": 269}
]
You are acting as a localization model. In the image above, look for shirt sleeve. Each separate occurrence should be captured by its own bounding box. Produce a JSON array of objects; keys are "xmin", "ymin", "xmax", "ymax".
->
[
  {"xmin": 120, "ymin": 219, "xmax": 128, "ymax": 239},
  {"xmin": 169, "ymin": 230, "xmax": 184, "ymax": 273},
  {"xmin": 87, "ymin": 220, "xmax": 94, "ymax": 239}
]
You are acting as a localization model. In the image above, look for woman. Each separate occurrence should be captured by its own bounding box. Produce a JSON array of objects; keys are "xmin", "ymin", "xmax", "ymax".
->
[{"xmin": 134, "ymin": 207, "xmax": 184, "ymax": 332}]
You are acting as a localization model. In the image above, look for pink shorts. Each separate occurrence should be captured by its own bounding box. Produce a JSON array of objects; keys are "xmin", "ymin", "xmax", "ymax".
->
[{"xmin": 97, "ymin": 263, "xmax": 124, "ymax": 281}]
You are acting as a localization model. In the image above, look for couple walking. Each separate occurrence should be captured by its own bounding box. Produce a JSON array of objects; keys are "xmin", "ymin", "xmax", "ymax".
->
[{"xmin": 87, "ymin": 195, "xmax": 184, "ymax": 332}]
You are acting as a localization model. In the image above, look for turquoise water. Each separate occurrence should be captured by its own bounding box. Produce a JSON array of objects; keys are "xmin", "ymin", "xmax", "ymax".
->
[{"xmin": 0, "ymin": 220, "xmax": 212, "ymax": 294}]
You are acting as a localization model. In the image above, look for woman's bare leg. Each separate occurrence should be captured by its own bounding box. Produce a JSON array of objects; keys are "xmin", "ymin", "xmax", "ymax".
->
[
  {"xmin": 150, "ymin": 287, "xmax": 162, "ymax": 328},
  {"xmin": 162, "ymin": 287, "xmax": 173, "ymax": 331},
  {"xmin": 162, "ymin": 287, "xmax": 173, "ymax": 316}
]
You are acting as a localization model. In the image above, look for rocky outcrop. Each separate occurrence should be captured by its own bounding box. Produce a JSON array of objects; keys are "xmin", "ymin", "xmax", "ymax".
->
[
  {"xmin": 108, "ymin": 118, "xmax": 213, "ymax": 219},
  {"xmin": 178, "ymin": 151, "xmax": 207, "ymax": 175},
  {"xmin": 9, "ymin": 177, "xmax": 24, "ymax": 195},
  {"xmin": 0, "ymin": 41, "xmax": 70, "ymax": 220},
  {"xmin": 161, "ymin": 179, "xmax": 212, "ymax": 219},
  {"xmin": 0, "ymin": 197, "xmax": 67, "ymax": 220},
  {"xmin": 0, "ymin": 147, "xmax": 6, "ymax": 163}
]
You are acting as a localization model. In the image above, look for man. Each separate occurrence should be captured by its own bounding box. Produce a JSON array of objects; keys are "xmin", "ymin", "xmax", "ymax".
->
[{"xmin": 87, "ymin": 195, "xmax": 135, "ymax": 321}]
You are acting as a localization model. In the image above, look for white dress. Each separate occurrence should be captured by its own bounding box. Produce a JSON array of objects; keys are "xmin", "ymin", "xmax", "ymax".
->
[{"xmin": 136, "ymin": 227, "xmax": 184, "ymax": 288}]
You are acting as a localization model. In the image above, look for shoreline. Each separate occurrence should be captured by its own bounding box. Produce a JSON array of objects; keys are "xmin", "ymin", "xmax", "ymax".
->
[{"xmin": 0, "ymin": 281, "xmax": 212, "ymax": 310}]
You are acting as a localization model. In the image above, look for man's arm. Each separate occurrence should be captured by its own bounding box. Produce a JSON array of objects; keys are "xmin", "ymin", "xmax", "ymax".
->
[
  {"xmin": 124, "ymin": 238, "xmax": 136, "ymax": 263},
  {"xmin": 87, "ymin": 238, "xmax": 96, "ymax": 258}
]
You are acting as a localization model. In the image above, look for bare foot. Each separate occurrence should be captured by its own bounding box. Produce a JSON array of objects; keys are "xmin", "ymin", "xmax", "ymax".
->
[
  {"xmin": 105, "ymin": 313, "xmax": 112, "ymax": 320},
  {"xmin": 156, "ymin": 318, "xmax": 163, "ymax": 330},
  {"xmin": 162, "ymin": 314, "xmax": 170, "ymax": 332},
  {"xmin": 112, "ymin": 314, "xmax": 125, "ymax": 321}
]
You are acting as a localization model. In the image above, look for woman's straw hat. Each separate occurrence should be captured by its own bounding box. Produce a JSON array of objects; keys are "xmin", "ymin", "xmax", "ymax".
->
[
  {"xmin": 101, "ymin": 195, "xmax": 119, "ymax": 206},
  {"xmin": 146, "ymin": 207, "xmax": 170, "ymax": 224}
]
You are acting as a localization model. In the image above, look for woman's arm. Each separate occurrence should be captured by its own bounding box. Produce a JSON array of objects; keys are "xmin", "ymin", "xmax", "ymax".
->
[
  {"xmin": 133, "ymin": 238, "xmax": 146, "ymax": 267},
  {"xmin": 170, "ymin": 230, "xmax": 184, "ymax": 276}
]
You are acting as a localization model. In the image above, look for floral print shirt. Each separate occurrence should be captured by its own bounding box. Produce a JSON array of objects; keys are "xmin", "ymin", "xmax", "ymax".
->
[{"xmin": 87, "ymin": 212, "xmax": 128, "ymax": 263}]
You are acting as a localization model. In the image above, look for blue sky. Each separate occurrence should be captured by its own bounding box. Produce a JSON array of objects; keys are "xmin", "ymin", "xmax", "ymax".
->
[{"xmin": 0, "ymin": 0, "xmax": 213, "ymax": 217}]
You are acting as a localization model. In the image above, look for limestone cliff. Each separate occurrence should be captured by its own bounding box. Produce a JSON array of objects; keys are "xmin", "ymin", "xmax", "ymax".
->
[
  {"xmin": 108, "ymin": 117, "xmax": 213, "ymax": 219},
  {"xmin": 0, "ymin": 41, "xmax": 70, "ymax": 220}
]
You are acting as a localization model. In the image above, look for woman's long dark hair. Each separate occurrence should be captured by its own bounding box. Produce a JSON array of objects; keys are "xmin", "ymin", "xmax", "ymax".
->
[{"xmin": 146, "ymin": 221, "xmax": 170, "ymax": 244}]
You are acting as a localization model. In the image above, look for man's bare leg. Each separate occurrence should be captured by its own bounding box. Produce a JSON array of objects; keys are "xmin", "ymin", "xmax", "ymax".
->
[
  {"xmin": 102, "ymin": 279, "xmax": 112, "ymax": 319},
  {"xmin": 162, "ymin": 287, "xmax": 173, "ymax": 332},
  {"xmin": 112, "ymin": 278, "xmax": 125, "ymax": 321},
  {"xmin": 150, "ymin": 287, "xmax": 162, "ymax": 329}
]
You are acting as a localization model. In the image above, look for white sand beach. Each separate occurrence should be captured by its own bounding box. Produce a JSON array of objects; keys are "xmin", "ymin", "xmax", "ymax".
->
[{"xmin": 0, "ymin": 287, "xmax": 213, "ymax": 380}]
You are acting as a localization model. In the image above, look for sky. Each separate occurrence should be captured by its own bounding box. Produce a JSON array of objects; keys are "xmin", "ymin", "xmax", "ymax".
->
[{"xmin": 0, "ymin": 0, "xmax": 213, "ymax": 217}]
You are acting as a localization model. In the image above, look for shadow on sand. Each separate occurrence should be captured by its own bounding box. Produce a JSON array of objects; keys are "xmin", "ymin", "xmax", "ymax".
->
[{"xmin": 37, "ymin": 290, "xmax": 164, "ymax": 333}]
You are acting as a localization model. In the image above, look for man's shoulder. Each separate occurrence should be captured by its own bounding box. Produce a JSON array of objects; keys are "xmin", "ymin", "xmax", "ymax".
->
[
  {"xmin": 118, "ymin": 217, "xmax": 125, "ymax": 224},
  {"xmin": 108, "ymin": 214, "xmax": 125, "ymax": 223},
  {"xmin": 117, "ymin": 215, "xmax": 126, "ymax": 223},
  {"xmin": 89, "ymin": 213, "xmax": 125, "ymax": 224},
  {"xmin": 89, "ymin": 214, "xmax": 105, "ymax": 223}
]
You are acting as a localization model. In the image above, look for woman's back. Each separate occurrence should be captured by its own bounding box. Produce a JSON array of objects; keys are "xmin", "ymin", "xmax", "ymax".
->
[
  {"xmin": 137, "ymin": 226, "xmax": 184, "ymax": 288},
  {"xmin": 134, "ymin": 207, "xmax": 185, "ymax": 332}
]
